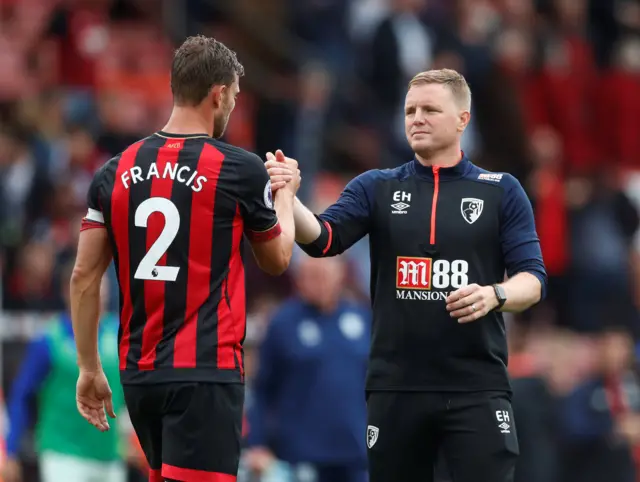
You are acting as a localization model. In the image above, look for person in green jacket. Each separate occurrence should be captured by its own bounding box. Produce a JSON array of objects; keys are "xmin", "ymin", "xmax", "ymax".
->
[{"xmin": 2, "ymin": 263, "xmax": 126, "ymax": 482}]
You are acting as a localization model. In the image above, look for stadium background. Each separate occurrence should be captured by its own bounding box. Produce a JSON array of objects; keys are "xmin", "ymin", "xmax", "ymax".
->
[{"xmin": 2, "ymin": 0, "xmax": 640, "ymax": 481}]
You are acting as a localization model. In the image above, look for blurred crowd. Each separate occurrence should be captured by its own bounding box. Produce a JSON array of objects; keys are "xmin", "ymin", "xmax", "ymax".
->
[{"xmin": 2, "ymin": 0, "xmax": 640, "ymax": 481}]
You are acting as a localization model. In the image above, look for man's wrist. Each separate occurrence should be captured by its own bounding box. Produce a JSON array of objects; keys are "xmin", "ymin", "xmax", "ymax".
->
[
  {"xmin": 483, "ymin": 285, "xmax": 500, "ymax": 311},
  {"xmin": 490, "ymin": 283, "xmax": 507, "ymax": 311},
  {"xmin": 77, "ymin": 357, "xmax": 101, "ymax": 373},
  {"xmin": 275, "ymin": 187, "xmax": 295, "ymax": 200}
]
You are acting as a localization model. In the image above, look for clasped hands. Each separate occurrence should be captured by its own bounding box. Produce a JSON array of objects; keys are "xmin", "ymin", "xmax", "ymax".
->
[{"xmin": 265, "ymin": 149, "xmax": 301, "ymax": 195}]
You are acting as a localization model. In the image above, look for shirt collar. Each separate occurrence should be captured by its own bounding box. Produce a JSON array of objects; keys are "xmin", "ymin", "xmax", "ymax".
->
[{"xmin": 410, "ymin": 152, "xmax": 471, "ymax": 181}]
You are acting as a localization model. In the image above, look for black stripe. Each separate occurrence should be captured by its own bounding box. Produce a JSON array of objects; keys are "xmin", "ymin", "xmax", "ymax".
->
[
  {"xmin": 195, "ymin": 154, "xmax": 237, "ymax": 368},
  {"xmin": 127, "ymin": 135, "xmax": 164, "ymax": 369},
  {"xmin": 194, "ymin": 286, "xmax": 223, "ymax": 367},
  {"xmin": 154, "ymin": 138, "xmax": 204, "ymax": 369}
]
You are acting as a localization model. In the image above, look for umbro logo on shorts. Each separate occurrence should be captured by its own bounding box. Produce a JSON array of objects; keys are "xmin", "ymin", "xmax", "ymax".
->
[{"xmin": 496, "ymin": 410, "xmax": 511, "ymax": 434}]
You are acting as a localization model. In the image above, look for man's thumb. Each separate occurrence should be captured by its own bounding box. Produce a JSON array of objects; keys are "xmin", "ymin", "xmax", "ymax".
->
[{"xmin": 275, "ymin": 150, "xmax": 286, "ymax": 163}]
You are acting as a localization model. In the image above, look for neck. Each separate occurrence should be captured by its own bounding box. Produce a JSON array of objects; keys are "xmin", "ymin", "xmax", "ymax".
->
[
  {"xmin": 162, "ymin": 105, "xmax": 213, "ymax": 137},
  {"xmin": 415, "ymin": 144, "xmax": 462, "ymax": 168}
]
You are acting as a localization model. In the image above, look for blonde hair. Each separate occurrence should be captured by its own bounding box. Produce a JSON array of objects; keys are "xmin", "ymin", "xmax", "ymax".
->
[{"xmin": 408, "ymin": 69, "xmax": 471, "ymax": 110}]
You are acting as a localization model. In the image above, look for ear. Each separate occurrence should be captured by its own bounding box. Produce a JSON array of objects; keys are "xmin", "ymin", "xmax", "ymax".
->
[
  {"xmin": 210, "ymin": 85, "xmax": 226, "ymax": 109},
  {"xmin": 458, "ymin": 110, "xmax": 471, "ymax": 132}
]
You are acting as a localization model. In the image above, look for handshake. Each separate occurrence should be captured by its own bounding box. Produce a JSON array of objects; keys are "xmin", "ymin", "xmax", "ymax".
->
[{"xmin": 265, "ymin": 150, "xmax": 301, "ymax": 196}]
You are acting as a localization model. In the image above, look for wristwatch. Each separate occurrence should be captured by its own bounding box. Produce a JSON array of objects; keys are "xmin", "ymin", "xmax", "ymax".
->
[{"xmin": 492, "ymin": 284, "xmax": 507, "ymax": 310}]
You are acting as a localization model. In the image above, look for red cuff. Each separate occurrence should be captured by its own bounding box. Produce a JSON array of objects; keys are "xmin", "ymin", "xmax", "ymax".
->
[
  {"xmin": 162, "ymin": 464, "xmax": 236, "ymax": 482},
  {"xmin": 149, "ymin": 469, "xmax": 163, "ymax": 482},
  {"xmin": 80, "ymin": 219, "xmax": 106, "ymax": 231},
  {"xmin": 245, "ymin": 222, "xmax": 282, "ymax": 243},
  {"xmin": 321, "ymin": 220, "xmax": 333, "ymax": 255}
]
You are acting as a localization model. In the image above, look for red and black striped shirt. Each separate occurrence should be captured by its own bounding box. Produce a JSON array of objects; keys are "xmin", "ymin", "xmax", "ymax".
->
[{"xmin": 81, "ymin": 132, "xmax": 281, "ymax": 384}]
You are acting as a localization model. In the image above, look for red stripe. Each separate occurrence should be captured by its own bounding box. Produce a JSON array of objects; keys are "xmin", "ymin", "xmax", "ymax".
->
[
  {"xmin": 138, "ymin": 138, "xmax": 180, "ymax": 370},
  {"xmin": 148, "ymin": 469, "xmax": 163, "ymax": 482},
  {"xmin": 113, "ymin": 141, "xmax": 143, "ymax": 370},
  {"xmin": 430, "ymin": 167, "xmax": 440, "ymax": 245},
  {"xmin": 217, "ymin": 205, "xmax": 244, "ymax": 370},
  {"xmin": 80, "ymin": 219, "xmax": 105, "ymax": 231},
  {"xmin": 321, "ymin": 220, "xmax": 333, "ymax": 255},
  {"xmin": 174, "ymin": 143, "xmax": 223, "ymax": 368},
  {"xmin": 230, "ymin": 204, "xmax": 245, "ymax": 376},
  {"xmin": 162, "ymin": 464, "xmax": 236, "ymax": 482},
  {"xmin": 245, "ymin": 222, "xmax": 281, "ymax": 243}
]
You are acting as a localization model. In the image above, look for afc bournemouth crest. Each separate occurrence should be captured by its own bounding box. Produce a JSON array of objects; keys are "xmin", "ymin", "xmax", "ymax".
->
[
  {"xmin": 460, "ymin": 198, "xmax": 484, "ymax": 224},
  {"xmin": 367, "ymin": 425, "xmax": 379, "ymax": 449}
]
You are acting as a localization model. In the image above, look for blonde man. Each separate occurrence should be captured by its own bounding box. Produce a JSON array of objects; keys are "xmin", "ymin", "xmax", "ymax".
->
[{"xmin": 267, "ymin": 69, "xmax": 547, "ymax": 482}]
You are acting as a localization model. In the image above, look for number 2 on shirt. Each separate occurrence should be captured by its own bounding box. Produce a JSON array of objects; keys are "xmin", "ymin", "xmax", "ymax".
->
[{"xmin": 134, "ymin": 197, "xmax": 181, "ymax": 282}]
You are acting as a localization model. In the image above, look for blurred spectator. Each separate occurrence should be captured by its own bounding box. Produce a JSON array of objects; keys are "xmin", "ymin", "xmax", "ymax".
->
[
  {"xmin": 36, "ymin": 0, "xmax": 114, "ymax": 128},
  {"xmin": 0, "ymin": 124, "xmax": 51, "ymax": 251},
  {"xmin": 365, "ymin": 0, "xmax": 436, "ymax": 161},
  {"xmin": 510, "ymin": 324, "xmax": 560, "ymax": 482},
  {"xmin": 558, "ymin": 326, "xmax": 640, "ymax": 482},
  {"xmin": 245, "ymin": 255, "xmax": 370, "ymax": 482},
  {"xmin": 597, "ymin": 36, "xmax": 640, "ymax": 168},
  {"xmin": 528, "ymin": 127, "xmax": 569, "ymax": 324},
  {"xmin": 349, "ymin": 0, "xmax": 389, "ymax": 43},
  {"xmin": 2, "ymin": 265, "xmax": 126, "ymax": 482},
  {"xmin": 5, "ymin": 240, "xmax": 61, "ymax": 312},
  {"xmin": 287, "ymin": 0, "xmax": 351, "ymax": 74},
  {"xmin": 50, "ymin": 124, "xmax": 107, "ymax": 206},
  {"xmin": 538, "ymin": 0, "xmax": 599, "ymax": 171},
  {"xmin": 567, "ymin": 170, "xmax": 640, "ymax": 333},
  {"xmin": 290, "ymin": 61, "xmax": 334, "ymax": 204}
]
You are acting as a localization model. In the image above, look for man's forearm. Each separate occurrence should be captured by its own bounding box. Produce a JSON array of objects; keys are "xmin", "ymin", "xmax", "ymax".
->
[
  {"xmin": 293, "ymin": 197, "xmax": 321, "ymax": 244},
  {"xmin": 70, "ymin": 277, "xmax": 102, "ymax": 372},
  {"xmin": 499, "ymin": 272, "xmax": 543, "ymax": 312},
  {"xmin": 273, "ymin": 189, "xmax": 296, "ymax": 259}
]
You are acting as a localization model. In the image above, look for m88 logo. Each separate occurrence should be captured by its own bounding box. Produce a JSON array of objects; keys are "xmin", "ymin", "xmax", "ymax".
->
[{"xmin": 396, "ymin": 257, "xmax": 469, "ymax": 290}]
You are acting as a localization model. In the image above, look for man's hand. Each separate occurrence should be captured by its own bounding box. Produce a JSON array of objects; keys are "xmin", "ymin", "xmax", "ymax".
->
[
  {"xmin": 1, "ymin": 457, "xmax": 22, "ymax": 482},
  {"xmin": 244, "ymin": 446, "xmax": 276, "ymax": 474},
  {"xmin": 266, "ymin": 150, "xmax": 300, "ymax": 194},
  {"xmin": 76, "ymin": 369, "xmax": 116, "ymax": 432},
  {"xmin": 446, "ymin": 284, "xmax": 499, "ymax": 323}
]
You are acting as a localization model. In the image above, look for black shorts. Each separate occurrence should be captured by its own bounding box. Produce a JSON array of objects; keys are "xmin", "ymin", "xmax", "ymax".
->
[
  {"xmin": 366, "ymin": 391, "xmax": 519, "ymax": 482},
  {"xmin": 123, "ymin": 382, "xmax": 244, "ymax": 482}
]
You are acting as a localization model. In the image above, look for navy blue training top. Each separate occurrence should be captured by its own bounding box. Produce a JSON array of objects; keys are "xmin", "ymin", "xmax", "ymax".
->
[{"xmin": 298, "ymin": 156, "xmax": 547, "ymax": 392}]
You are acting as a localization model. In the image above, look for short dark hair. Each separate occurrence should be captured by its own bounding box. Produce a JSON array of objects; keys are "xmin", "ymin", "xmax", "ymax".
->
[{"xmin": 171, "ymin": 35, "xmax": 245, "ymax": 106}]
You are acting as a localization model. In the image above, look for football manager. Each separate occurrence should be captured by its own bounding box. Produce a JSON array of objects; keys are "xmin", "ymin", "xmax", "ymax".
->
[{"xmin": 266, "ymin": 68, "xmax": 547, "ymax": 482}]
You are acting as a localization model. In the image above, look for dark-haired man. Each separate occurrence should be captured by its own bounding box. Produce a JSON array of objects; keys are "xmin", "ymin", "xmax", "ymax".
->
[{"xmin": 70, "ymin": 35, "xmax": 299, "ymax": 482}]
